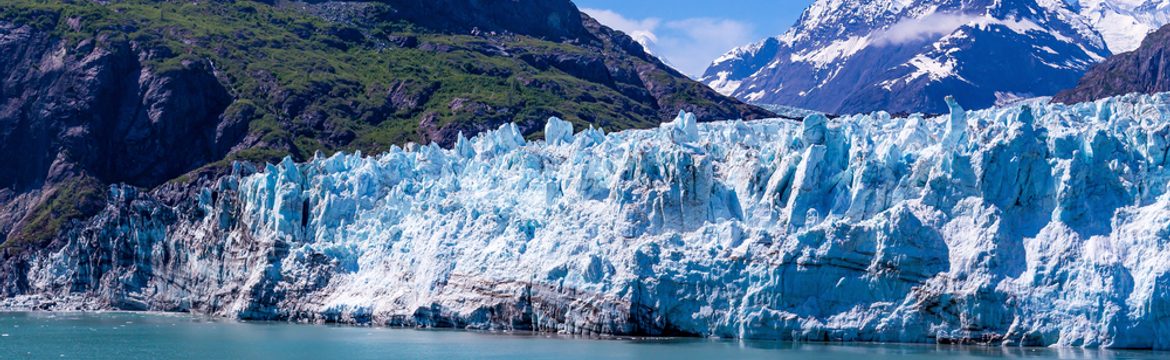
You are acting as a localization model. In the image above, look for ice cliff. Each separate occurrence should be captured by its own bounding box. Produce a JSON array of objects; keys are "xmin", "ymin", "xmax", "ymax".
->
[{"xmin": 7, "ymin": 93, "xmax": 1170, "ymax": 349}]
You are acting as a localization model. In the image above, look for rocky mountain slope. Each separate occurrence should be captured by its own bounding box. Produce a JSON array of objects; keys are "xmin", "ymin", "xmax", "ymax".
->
[
  {"xmin": 1055, "ymin": 24, "xmax": 1170, "ymax": 103},
  {"xmin": 0, "ymin": 0, "xmax": 769, "ymax": 251},
  {"xmin": 5, "ymin": 92, "xmax": 1170, "ymax": 349},
  {"xmin": 702, "ymin": 0, "xmax": 1170, "ymax": 115}
]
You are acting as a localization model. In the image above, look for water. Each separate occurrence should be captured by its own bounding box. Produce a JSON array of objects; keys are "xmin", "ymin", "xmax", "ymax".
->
[{"xmin": 0, "ymin": 312, "xmax": 1163, "ymax": 360}]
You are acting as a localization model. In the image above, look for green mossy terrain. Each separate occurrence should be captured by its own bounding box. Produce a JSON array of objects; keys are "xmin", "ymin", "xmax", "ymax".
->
[
  {"xmin": 4, "ymin": 176, "xmax": 104, "ymax": 249},
  {"xmin": 1, "ymin": 0, "xmax": 754, "ymax": 162}
]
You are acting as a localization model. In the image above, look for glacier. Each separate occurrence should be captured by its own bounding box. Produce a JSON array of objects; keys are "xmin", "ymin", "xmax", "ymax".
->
[{"xmin": 5, "ymin": 93, "xmax": 1170, "ymax": 349}]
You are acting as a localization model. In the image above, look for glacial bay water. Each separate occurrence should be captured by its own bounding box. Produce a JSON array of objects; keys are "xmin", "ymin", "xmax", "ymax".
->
[{"xmin": 0, "ymin": 312, "xmax": 1163, "ymax": 360}]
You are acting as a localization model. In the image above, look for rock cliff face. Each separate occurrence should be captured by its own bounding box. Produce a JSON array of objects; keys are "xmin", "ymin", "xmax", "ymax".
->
[
  {"xmin": 370, "ymin": 0, "xmax": 592, "ymax": 40},
  {"xmin": 6, "ymin": 93, "xmax": 1170, "ymax": 349},
  {"xmin": 0, "ymin": 20, "xmax": 243, "ymax": 250},
  {"xmin": 0, "ymin": 0, "xmax": 769, "ymax": 251},
  {"xmin": 1055, "ymin": 24, "xmax": 1170, "ymax": 104},
  {"xmin": 0, "ymin": 23, "xmax": 239, "ymax": 192}
]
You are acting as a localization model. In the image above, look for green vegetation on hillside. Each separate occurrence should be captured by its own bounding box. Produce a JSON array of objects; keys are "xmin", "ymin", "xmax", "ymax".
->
[
  {"xmin": 0, "ymin": 0, "xmax": 666, "ymax": 162},
  {"xmin": 5, "ymin": 176, "xmax": 104, "ymax": 249}
]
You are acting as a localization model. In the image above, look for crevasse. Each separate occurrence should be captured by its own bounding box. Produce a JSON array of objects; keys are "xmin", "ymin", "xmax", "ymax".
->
[{"xmin": 12, "ymin": 93, "xmax": 1170, "ymax": 349}]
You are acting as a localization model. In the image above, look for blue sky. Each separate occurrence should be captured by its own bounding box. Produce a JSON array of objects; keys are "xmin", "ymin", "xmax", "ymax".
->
[{"xmin": 575, "ymin": 0, "xmax": 814, "ymax": 77}]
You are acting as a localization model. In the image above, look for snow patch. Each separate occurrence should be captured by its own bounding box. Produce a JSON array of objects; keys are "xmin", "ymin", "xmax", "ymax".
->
[{"xmin": 790, "ymin": 36, "xmax": 872, "ymax": 69}]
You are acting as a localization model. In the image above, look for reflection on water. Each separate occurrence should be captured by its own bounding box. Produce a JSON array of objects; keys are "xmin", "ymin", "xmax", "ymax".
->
[{"xmin": 0, "ymin": 312, "xmax": 1162, "ymax": 360}]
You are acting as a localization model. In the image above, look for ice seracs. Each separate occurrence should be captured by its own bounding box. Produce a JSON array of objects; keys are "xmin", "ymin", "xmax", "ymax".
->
[
  {"xmin": 7, "ymin": 93, "xmax": 1170, "ymax": 349},
  {"xmin": 544, "ymin": 116, "xmax": 573, "ymax": 145},
  {"xmin": 664, "ymin": 110, "xmax": 700, "ymax": 144}
]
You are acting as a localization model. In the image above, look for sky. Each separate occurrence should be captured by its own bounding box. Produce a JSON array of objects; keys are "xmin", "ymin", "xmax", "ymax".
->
[{"xmin": 574, "ymin": 0, "xmax": 815, "ymax": 78}]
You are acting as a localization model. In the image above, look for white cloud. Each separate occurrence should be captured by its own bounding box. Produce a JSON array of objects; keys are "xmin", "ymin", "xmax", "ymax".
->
[
  {"xmin": 582, "ymin": 8, "xmax": 755, "ymax": 78},
  {"xmin": 873, "ymin": 13, "xmax": 981, "ymax": 46},
  {"xmin": 580, "ymin": 8, "xmax": 661, "ymax": 52},
  {"xmin": 659, "ymin": 18, "xmax": 756, "ymax": 77}
]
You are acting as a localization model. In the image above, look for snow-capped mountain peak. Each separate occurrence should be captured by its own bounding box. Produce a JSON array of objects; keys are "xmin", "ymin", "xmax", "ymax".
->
[
  {"xmin": 702, "ymin": 0, "xmax": 1168, "ymax": 114},
  {"xmin": 1073, "ymin": 0, "xmax": 1170, "ymax": 53}
]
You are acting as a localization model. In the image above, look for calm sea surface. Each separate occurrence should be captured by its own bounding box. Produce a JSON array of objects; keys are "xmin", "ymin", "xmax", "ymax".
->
[{"xmin": 0, "ymin": 312, "xmax": 1163, "ymax": 359}]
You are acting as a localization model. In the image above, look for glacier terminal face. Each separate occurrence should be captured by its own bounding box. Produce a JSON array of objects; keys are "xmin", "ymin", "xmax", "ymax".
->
[{"xmin": 6, "ymin": 93, "xmax": 1170, "ymax": 349}]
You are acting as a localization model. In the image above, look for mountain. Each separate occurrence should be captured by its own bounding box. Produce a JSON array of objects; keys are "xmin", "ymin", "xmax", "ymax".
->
[
  {"xmin": 5, "ymin": 90, "xmax": 1170, "ymax": 349},
  {"xmin": 0, "ymin": 1, "xmax": 770, "ymax": 249},
  {"xmin": 1054, "ymin": 23, "xmax": 1170, "ymax": 103},
  {"xmin": 702, "ymin": 0, "xmax": 1170, "ymax": 115},
  {"xmin": 1074, "ymin": 0, "xmax": 1170, "ymax": 54}
]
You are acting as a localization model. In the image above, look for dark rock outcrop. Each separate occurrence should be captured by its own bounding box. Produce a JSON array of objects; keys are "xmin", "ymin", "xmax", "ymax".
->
[
  {"xmin": 380, "ymin": 0, "xmax": 592, "ymax": 41},
  {"xmin": 0, "ymin": 21, "xmax": 240, "ymax": 248},
  {"xmin": 1054, "ymin": 24, "xmax": 1170, "ymax": 104},
  {"xmin": 0, "ymin": 24, "xmax": 236, "ymax": 192}
]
